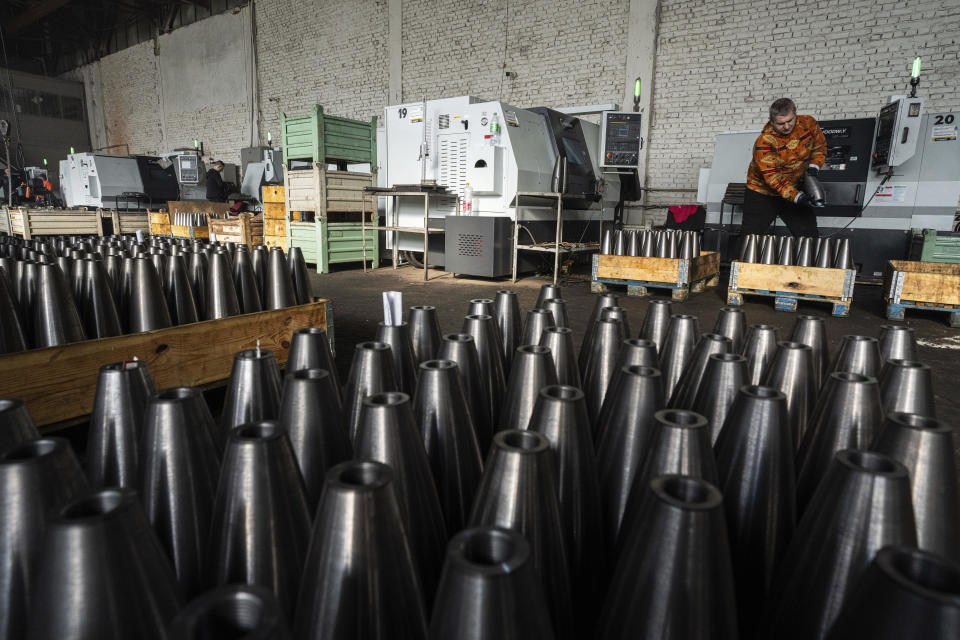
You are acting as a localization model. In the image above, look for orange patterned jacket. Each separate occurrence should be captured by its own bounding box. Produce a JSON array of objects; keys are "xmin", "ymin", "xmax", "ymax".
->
[{"xmin": 746, "ymin": 115, "xmax": 826, "ymax": 202}]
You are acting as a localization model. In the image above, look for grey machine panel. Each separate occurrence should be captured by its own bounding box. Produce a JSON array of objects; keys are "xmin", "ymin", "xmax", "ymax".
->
[{"xmin": 444, "ymin": 216, "xmax": 514, "ymax": 277}]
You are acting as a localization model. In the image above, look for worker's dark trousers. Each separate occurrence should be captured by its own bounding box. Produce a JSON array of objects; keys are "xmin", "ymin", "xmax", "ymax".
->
[{"xmin": 741, "ymin": 189, "xmax": 819, "ymax": 237}]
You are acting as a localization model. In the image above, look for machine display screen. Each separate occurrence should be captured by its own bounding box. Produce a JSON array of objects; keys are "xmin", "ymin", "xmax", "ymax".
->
[{"xmin": 873, "ymin": 101, "xmax": 899, "ymax": 167}]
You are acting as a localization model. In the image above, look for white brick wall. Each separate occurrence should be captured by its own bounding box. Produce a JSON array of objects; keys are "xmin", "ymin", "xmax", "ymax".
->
[
  {"xmin": 645, "ymin": 0, "xmax": 960, "ymax": 205},
  {"xmin": 74, "ymin": 0, "xmax": 959, "ymax": 209}
]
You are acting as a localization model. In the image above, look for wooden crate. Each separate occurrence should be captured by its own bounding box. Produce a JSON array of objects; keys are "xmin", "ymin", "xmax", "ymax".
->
[
  {"xmin": 148, "ymin": 210, "xmax": 171, "ymax": 236},
  {"xmin": 590, "ymin": 252, "xmax": 721, "ymax": 301},
  {"xmin": 113, "ymin": 211, "xmax": 149, "ymax": 235},
  {"xmin": 264, "ymin": 218, "xmax": 287, "ymax": 238},
  {"xmin": 884, "ymin": 260, "xmax": 960, "ymax": 327},
  {"xmin": 171, "ymin": 224, "xmax": 210, "ymax": 240},
  {"xmin": 262, "ymin": 185, "xmax": 285, "ymax": 204},
  {"xmin": 0, "ymin": 301, "xmax": 327, "ymax": 430},
  {"xmin": 2, "ymin": 207, "xmax": 102, "ymax": 239},
  {"xmin": 726, "ymin": 261, "xmax": 855, "ymax": 316},
  {"xmin": 264, "ymin": 233, "xmax": 288, "ymax": 250},
  {"xmin": 209, "ymin": 213, "xmax": 264, "ymax": 247},
  {"xmin": 284, "ymin": 165, "xmax": 376, "ymax": 215},
  {"xmin": 263, "ymin": 202, "xmax": 286, "ymax": 220},
  {"xmin": 167, "ymin": 200, "xmax": 233, "ymax": 217}
]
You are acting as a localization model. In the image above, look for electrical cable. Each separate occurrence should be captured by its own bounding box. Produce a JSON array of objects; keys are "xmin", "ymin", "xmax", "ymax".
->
[{"xmin": 823, "ymin": 169, "xmax": 893, "ymax": 238}]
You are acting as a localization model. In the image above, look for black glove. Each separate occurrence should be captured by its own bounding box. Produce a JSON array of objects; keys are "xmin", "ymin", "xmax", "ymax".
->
[
  {"xmin": 806, "ymin": 165, "xmax": 820, "ymax": 175},
  {"xmin": 796, "ymin": 192, "xmax": 812, "ymax": 206}
]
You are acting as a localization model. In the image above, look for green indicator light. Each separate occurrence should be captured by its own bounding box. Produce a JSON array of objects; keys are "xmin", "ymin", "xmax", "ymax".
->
[
  {"xmin": 43, "ymin": 158, "xmax": 47, "ymax": 165},
  {"xmin": 194, "ymin": 138, "xmax": 199, "ymax": 149},
  {"xmin": 634, "ymin": 78, "xmax": 642, "ymax": 98},
  {"xmin": 70, "ymin": 147, "xmax": 75, "ymax": 154},
  {"xmin": 911, "ymin": 56, "xmax": 921, "ymax": 79},
  {"xmin": 267, "ymin": 131, "xmax": 272, "ymax": 143}
]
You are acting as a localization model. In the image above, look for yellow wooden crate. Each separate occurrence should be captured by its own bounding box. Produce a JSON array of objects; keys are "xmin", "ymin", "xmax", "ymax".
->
[
  {"xmin": 262, "ymin": 185, "xmax": 286, "ymax": 204},
  {"xmin": 263, "ymin": 202, "xmax": 286, "ymax": 220},
  {"xmin": 264, "ymin": 234, "xmax": 288, "ymax": 250},
  {"xmin": 885, "ymin": 260, "xmax": 960, "ymax": 307},
  {"xmin": 209, "ymin": 213, "xmax": 264, "ymax": 247},
  {"xmin": 731, "ymin": 261, "xmax": 851, "ymax": 299},
  {"xmin": 148, "ymin": 210, "xmax": 171, "ymax": 236},
  {"xmin": 264, "ymin": 218, "xmax": 287, "ymax": 237}
]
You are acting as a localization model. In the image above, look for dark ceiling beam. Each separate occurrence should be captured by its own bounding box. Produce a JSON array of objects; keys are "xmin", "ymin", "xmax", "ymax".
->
[{"xmin": 5, "ymin": 0, "xmax": 74, "ymax": 35}]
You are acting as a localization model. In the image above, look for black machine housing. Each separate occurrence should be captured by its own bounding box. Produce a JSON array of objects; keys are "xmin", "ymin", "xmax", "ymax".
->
[
  {"xmin": 528, "ymin": 107, "xmax": 600, "ymax": 204},
  {"xmin": 814, "ymin": 117, "xmax": 877, "ymax": 217}
]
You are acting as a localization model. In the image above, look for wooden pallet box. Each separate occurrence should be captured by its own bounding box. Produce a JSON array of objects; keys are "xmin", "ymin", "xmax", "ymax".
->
[
  {"xmin": 591, "ymin": 252, "xmax": 721, "ymax": 301},
  {"xmin": 171, "ymin": 224, "xmax": 210, "ymax": 240},
  {"xmin": 209, "ymin": 213, "xmax": 264, "ymax": 247},
  {"xmin": 148, "ymin": 210, "xmax": 171, "ymax": 236},
  {"xmin": 262, "ymin": 185, "xmax": 285, "ymax": 204},
  {"xmin": 727, "ymin": 261, "xmax": 855, "ymax": 316},
  {"xmin": 884, "ymin": 260, "xmax": 960, "ymax": 327},
  {"xmin": 264, "ymin": 234, "xmax": 288, "ymax": 250},
  {"xmin": 263, "ymin": 202, "xmax": 286, "ymax": 220}
]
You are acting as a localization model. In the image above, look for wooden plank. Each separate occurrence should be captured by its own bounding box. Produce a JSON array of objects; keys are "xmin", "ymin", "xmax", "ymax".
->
[
  {"xmin": 596, "ymin": 254, "xmax": 681, "ymax": 284},
  {"xmin": 262, "ymin": 185, "xmax": 285, "ymax": 204},
  {"xmin": 899, "ymin": 271, "xmax": 960, "ymax": 306},
  {"xmin": 262, "ymin": 203, "xmax": 286, "ymax": 220},
  {"xmin": 166, "ymin": 201, "xmax": 233, "ymax": 216},
  {"xmin": 264, "ymin": 218, "xmax": 287, "ymax": 237},
  {"xmin": 733, "ymin": 261, "xmax": 848, "ymax": 298},
  {"xmin": 0, "ymin": 301, "xmax": 327, "ymax": 429},
  {"xmin": 889, "ymin": 260, "xmax": 960, "ymax": 277}
]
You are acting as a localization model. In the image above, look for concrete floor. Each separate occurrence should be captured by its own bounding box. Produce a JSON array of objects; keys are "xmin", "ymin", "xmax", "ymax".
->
[{"xmin": 309, "ymin": 262, "xmax": 960, "ymax": 464}]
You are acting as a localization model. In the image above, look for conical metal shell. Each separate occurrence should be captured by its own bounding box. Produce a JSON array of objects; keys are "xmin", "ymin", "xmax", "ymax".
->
[
  {"xmin": 468, "ymin": 430, "xmax": 573, "ymax": 640},
  {"xmin": 413, "ymin": 360, "xmax": 483, "ymax": 533},
  {"xmin": 467, "ymin": 297, "xmax": 496, "ymax": 321},
  {"xmin": 601, "ymin": 228, "xmax": 613, "ymax": 255},
  {"xmin": 815, "ymin": 236, "xmax": 836, "ymax": 268},
  {"xmin": 795, "ymin": 236, "xmax": 815, "ymax": 267},
  {"xmin": 28, "ymin": 488, "xmax": 182, "ymax": 639},
  {"xmin": 343, "ymin": 341, "xmax": 399, "ymax": 443},
  {"xmin": 0, "ymin": 438, "xmax": 88, "ymax": 640},
  {"xmin": 187, "ymin": 250, "xmax": 208, "ymax": 318},
  {"xmin": 169, "ymin": 584, "xmax": 291, "ymax": 640},
  {"xmin": 535, "ymin": 284, "xmax": 561, "ymax": 309},
  {"xmin": 628, "ymin": 230, "xmax": 641, "ymax": 256},
  {"xmin": 600, "ymin": 305, "xmax": 631, "ymax": 338},
  {"xmin": 541, "ymin": 297, "xmax": 569, "ymax": 329},
  {"xmin": 833, "ymin": 238, "xmax": 854, "ymax": 269},
  {"xmin": 668, "ymin": 333, "xmax": 732, "ymax": 409},
  {"xmin": 741, "ymin": 323, "xmax": 780, "ymax": 385},
  {"xmin": 219, "ymin": 348, "xmax": 283, "ymax": 440},
  {"xmin": 32, "ymin": 262, "xmax": 85, "ymax": 347},
  {"xmin": 463, "ymin": 314, "xmax": 507, "ymax": 435},
  {"xmin": 286, "ymin": 327, "xmax": 341, "ymax": 397},
  {"xmin": 879, "ymin": 359, "xmax": 936, "ymax": 417},
  {"xmin": 0, "ymin": 399, "xmax": 40, "ymax": 450},
  {"xmin": 437, "ymin": 333, "xmax": 491, "ymax": 454},
  {"xmin": 17, "ymin": 261, "xmax": 38, "ymax": 338},
  {"xmin": 713, "ymin": 306, "xmax": 746, "ymax": 352},
  {"xmin": 714, "ymin": 385, "xmax": 794, "ymax": 636},
  {"xmin": 640, "ymin": 230, "xmax": 655, "ymax": 257},
  {"xmin": 499, "ymin": 344, "xmax": 558, "ymax": 432},
  {"xmin": 163, "ymin": 254, "xmax": 200, "ymax": 325},
  {"xmin": 408, "ymin": 305, "xmax": 442, "ymax": 363},
  {"xmin": 692, "ymin": 353, "xmax": 748, "ymax": 442},
  {"xmin": 278, "ymin": 369, "xmax": 351, "ymax": 512},
  {"xmin": 264, "ymin": 248, "xmax": 295, "ymax": 310},
  {"xmin": 86, "ymin": 360, "xmax": 157, "ymax": 488},
  {"xmin": 678, "ymin": 231, "xmax": 695, "ymax": 259},
  {"xmin": 796, "ymin": 372, "xmax": 883, "ymax": 512},
  {"xmin": 376, "ymin": 321, "xmax": 419, "ymax": 396},
  {"xmin": 739, "ymin": 234, "xmax": 759, "ymax": 263},
  {"xmin": 0, "ymin": 276, "xmax": 26, "ymax": 354},
  {"xmin": 763, "ymin": 341, "xmax": 817, "ymax": 450},
  {"xmin": 494, "ymin": 290, "xmax": 522, "ymax": 368},
  {"xmin": 790, "ymin": 314, "xmax": 829, "ymax": 389},
  {"xmin": 138, "ymin": 387, "xmax": 221, "ymax": 597},
  {"xmin": 79, "ymin": 257, "xmax": 122, "ymax": 338},
  {"xmin": 288, "ymin": 246, "xmax": 310, "ymax": 305},
  {"xmin": 294, "ymin": 460, "xmax": 428, "ymax": 639},
  {"xmin": 596, "ymin": 474, "xmax": 738, "ymax": 640},
  {"xmin": 251, "ymin": 245, "xmax": 268, "ymax": 307},
  {"xmin": 528, "ymin": 385, "xmax": 604, "ymax": 633},
  {"xmin": 205, "ymin": 251, "xmax": 241, "ymax": 320},
  {"xmin": 657, "ymin": 314, "xmax": 700, "ymax": 403},
  {"xmin": 595, "ymin": 366, "xmax": 663, "ymax": 548},
  {"xmin": 519, "ymin": 308, "xmax": 555, "ymax": 346},
  {"xmin": 429, "ymin": 526, "xmax": 555, "ymax": 640},
  {"xmin": 831, "ymin": 335, "xmax": 882, "ymax": 378},
  {"xmin": 871, "ymin": 412, "xmax": 960, "ymax": 563},
  {"xmin": 583, "ymin": 317, "xmax": 626, "ymax": 423},
  {"xmin": 127, "ymin": 256, "xmax": 172, "ymax": 332},
  {"xmin": 767, "ymin": 449, "xmax": 917, "ymax": 639},
  {"xmin": 355, "ymin": 392, "xmax": 448, "ymax": 601},
  {"xmin": 70, "ymin": 255, "xmax": 86, "ymax": 302},
  {"xmin": 639, "ymin": 299, "xmax": 673, "ymax": 354},
  {"xmin": 878, "ymin": 324, "xmax": 917, "ymax": 362},
  {"xmin": 205, "ymin": 421, "xmax": 311, "ymax": 617},
  {"xmin": 578, "ymin": 293, "xmax": 619, "ymax": 371},
  {"xmin": 825, "ymin": 546, "xmax": 960, "ymax": 640},
  {"xmin": 232, "ymin": 249, "xmax": 263, "ymax": 314},
  {"xmin": 759, "ymin": 235, "xmax": 777, "ymax": 264},
  {"xmin": 777, "ymin": 236, "xmax": 796, "ymax": 265},
  {"xmin": 539, "ymin": 326, "xmax": 582, "ymax": 388}
]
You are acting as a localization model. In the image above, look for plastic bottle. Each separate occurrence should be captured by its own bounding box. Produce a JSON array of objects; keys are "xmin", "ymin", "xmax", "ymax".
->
[
  {"xmin": 490, "ymin": 113, "xmax": 501, "ymax": 146},
  {"xmin": 463, "ymin": 183, "xmax": 473, "ymax": 215}
]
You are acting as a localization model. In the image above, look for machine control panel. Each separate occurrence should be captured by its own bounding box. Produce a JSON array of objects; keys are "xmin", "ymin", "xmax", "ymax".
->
[
  {"xmin": 177, "ymin": 154, "xmax": 200, "ymax": 184},
  {"xmin": 872, "ymin": 97, "xmax": 925, "ymax": 172},
  {"xmin": 599, "ymin": 111, "xmax": 643, "ymax": 168}
]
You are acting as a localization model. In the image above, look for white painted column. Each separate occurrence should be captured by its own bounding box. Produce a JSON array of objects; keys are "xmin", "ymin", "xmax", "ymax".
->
[
  {"xmin": 622, "ymin": 0, "xmax": 660, "ymax": 219},
  {"xmin": 388, "ymin": 0, "xmax": 402, "ymax": 105}
]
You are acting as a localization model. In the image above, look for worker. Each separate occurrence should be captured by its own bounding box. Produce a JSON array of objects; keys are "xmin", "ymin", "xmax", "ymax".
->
[
  {"xmin": 744, "ymin": 98, "xmax": 826, "ymax": 237},
  {"xmin": 206, "ymin": 160, "xmax": 228, "ymax": 202}
]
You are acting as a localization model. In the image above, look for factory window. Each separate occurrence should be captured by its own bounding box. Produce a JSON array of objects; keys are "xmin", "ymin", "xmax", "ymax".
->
[
  {"xmin": 38, "ymin": 92, "xmax": 61, "ymax": 118},
  {"xmin": 14, "ymin": 87, "xmax": 38, "ymax": 115},
  {"xmin": 61, "ymin": 96, "xmax": 84, "ymax": 121}
]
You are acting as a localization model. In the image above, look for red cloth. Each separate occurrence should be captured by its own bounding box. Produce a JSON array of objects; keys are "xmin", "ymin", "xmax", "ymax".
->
[{"xmin": 669, "ymin": 205, "xmax": 699, "ymax": 224}]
